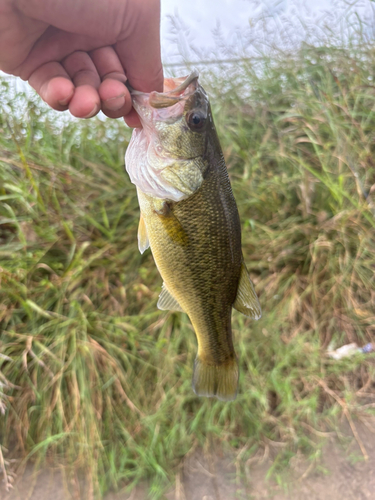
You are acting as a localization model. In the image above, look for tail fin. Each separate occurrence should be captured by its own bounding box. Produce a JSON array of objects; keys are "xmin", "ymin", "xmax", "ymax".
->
[{"xmin": 192, "ymin": 357, "xmax": 238, "ymax": 402}]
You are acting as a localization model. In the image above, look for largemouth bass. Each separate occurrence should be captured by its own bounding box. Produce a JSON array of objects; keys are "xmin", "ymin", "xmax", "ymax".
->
[{"xmin": 125, "ymin": 71, "xmax": 261, "ymax": 401}]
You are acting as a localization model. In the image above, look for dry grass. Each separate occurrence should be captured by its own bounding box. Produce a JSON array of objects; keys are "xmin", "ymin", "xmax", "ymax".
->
[{"xmin": 1, "ymin": 19, "xmax": 375, "ymax": 499}]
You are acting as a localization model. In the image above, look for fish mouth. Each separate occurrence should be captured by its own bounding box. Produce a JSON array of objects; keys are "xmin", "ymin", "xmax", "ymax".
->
[{"xmin": 127, "ymin": 70, "xmax": 199, "ymax": 109}]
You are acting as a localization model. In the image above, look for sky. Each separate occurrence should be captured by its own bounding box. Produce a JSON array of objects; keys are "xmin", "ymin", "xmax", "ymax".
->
[{"xmin": 160, "ymin": 0, "xmax": 375, "ymax": 66}]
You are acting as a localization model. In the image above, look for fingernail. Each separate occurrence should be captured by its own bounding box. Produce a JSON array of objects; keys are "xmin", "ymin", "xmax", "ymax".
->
[
  {"xmin": 83, "ymin": 104, "xmax": 100, "ymax": 119},
  {"xmin": 58, "ymin": 90, "xmax": 74, "ymax": 106},
  {"xmin": 103, "ymin": 94, "xmax": 125, "ymax": 111}
]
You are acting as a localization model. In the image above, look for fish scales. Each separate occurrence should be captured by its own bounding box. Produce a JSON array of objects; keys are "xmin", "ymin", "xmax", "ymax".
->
[
  {"xmin": 126, "ymin": 71, "xmax": 261, "ymax": 401},
  {"xmin": 138, "ymin": 153, "xmax": 241, "ymax": 363}
]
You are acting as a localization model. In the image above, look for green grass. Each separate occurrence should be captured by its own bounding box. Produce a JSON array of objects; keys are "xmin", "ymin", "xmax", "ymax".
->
[{"xmin": 1, "ymin": 26, "xmax": 375, "ymax": 500}]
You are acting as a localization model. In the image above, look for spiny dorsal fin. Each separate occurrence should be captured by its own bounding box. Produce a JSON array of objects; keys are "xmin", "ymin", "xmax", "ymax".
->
[
  {"xmin": 157, "ymin": 283, "xmax": 185, "ymax": 312},
  {"xmin": 138, "ymin": 214, "xmax": 150, "ymax": 254},
  {"xmin": 233, "ymin": 262, "xmax": 262, "ymax": 319}
]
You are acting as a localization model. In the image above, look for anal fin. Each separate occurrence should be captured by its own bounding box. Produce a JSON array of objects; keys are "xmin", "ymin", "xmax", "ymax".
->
[
  {"xmin": 157, "ymin": 283, "xmax": 185, "ymax": 312},
  {"xmin": 233, "ymin": 261, "xmax": 262, "ymax": 320},
  {"xmin": 138, "ymin": 214, "xmax": 150, "ymax": 254}
]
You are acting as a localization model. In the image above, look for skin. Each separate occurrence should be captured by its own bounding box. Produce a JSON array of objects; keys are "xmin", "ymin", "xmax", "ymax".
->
[{"xmin": 0, "ymin": 0, "xmax": 163, "ymax": 126}]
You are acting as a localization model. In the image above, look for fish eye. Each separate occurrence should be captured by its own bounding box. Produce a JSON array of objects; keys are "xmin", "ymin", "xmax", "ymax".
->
[{"xmin": 187, "ymin": 111, "xmax": 206, "ymax": 131}]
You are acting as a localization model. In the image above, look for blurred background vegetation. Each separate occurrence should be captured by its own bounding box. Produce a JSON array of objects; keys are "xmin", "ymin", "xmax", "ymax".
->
[{"xmin": 1, "ymin": 2, "xmax": 375, "ymax": 499}]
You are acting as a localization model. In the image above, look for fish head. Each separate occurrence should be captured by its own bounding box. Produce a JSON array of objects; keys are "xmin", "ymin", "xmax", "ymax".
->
[
  {"xmin": 144, "ymin": 71, "xmax": 209, "ymax": 161},
  {"xmin": 125, "ymin": 71, "xmax": 213, "ymax": 202}
]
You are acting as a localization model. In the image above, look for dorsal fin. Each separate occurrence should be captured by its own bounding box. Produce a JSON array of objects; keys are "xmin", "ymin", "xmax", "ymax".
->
[
  {"xmin": 157, "ymin": 283, "xmax": 185, "ymax": 312},
  {"xmin": 233, "ymin": 262, "xmax": 262, "ymax": 319},
  {"xmin": 138, "ymin": 214, "xmax": 150, "ymax": 254}
]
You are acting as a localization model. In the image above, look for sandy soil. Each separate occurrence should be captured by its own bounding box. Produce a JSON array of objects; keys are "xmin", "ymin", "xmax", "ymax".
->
[{"xmin": 2, "ymin": 417, "xmax": 375, "ymax": 500}]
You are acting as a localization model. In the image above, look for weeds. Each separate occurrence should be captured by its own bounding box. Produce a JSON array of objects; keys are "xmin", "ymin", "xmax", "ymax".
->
[{"xmin": 1, "ymin": 13, "xmax": 375, "ymax": 499}]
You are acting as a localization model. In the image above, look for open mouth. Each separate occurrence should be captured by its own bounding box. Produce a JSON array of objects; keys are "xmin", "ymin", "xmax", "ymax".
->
[{"xmin": 128, "ymin": 70, "xmax": 199, "ymax": 109}]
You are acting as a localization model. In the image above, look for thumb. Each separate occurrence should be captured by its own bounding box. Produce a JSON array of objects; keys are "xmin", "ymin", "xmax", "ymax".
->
[{"xmin": 115, "ymin": 0, "xmax": 163, "ymax": 93}]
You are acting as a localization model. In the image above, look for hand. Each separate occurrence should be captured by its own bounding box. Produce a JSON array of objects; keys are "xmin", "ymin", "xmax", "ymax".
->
[{"xmin": 0, "ymin": 0, "xmax": 163, "ymax": 127}]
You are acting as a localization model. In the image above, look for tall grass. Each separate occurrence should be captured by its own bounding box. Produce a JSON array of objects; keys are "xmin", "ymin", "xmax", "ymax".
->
[{"xmin": 1, "ymin": 17, "xmax": 375, "ymax": 500}]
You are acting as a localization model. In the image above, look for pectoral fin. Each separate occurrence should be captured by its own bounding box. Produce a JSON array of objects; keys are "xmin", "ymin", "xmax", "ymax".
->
[
  {"xmin": 233, "ymin": 262, "xmax": 262, "ymax": 320},
  {"xmin": 154, "ymin": 201, "xmax": 189, "ymax": 246},
  {"xmin": 157, "ymin": 283, "xmax": 185, "ymax": 312},
  {"xmin": 137, "ymin": 214, "xmax": 150, "ymax": 254}
]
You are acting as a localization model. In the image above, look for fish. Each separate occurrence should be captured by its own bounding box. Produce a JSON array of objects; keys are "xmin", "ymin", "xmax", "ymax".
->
[{"xmin": 125, "ymin": 71, "xmax": 261, "ymax": 401}]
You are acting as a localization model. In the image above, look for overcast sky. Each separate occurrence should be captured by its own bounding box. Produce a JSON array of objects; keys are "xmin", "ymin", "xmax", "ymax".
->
[{"xmin": 160, "ymin": 0, "xmax": 374, "ymax": 65}]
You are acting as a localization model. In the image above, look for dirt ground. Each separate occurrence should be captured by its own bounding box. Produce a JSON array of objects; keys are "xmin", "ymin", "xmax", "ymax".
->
[{"xmin": 2, "ymin": 416, "xmax": 375, "ymax": 500}]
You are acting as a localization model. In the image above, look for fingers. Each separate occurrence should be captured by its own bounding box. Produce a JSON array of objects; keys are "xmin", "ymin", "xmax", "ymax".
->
[
  {"xmin": 90, "ymin": 46, "xmax": 132, "ymax": 119},
  {"xmin": 27, "ymin": 54, "xmax": 101, "ymax": 118},
  {"xmin": 28, "ymin": 62, "xmax": 74, "ymax": 111},
  {"xmin": 27, "ymin": 48, "xmax": 134, "ymax": 119},
  {"xmin": 124, "ymin": 108, "xmax": 142, "ymax": 128},
  {"xmin": 62, "ymin": 50, "xmax": 100, "ymax": 117},
  {"xmin": 45, "ymin": 47, "xmax": 135, "ymax": 119},
  {"xmin": 16, "ymin": 29, "xmax": 104, "ymax": 117}
]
